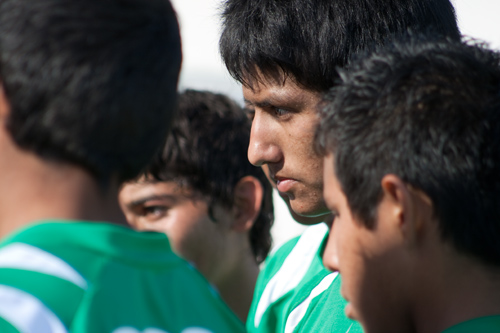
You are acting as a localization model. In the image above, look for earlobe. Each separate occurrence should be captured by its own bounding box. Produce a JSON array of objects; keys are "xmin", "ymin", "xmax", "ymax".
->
[{"xmin": 232, "ymin": 175, "xmax": 264, "ymax": 232}]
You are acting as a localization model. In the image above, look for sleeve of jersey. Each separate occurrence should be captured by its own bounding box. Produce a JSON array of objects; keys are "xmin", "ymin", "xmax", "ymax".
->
[
  {"xmin": 0, "ymin": 242, "xmax": 87, "ymax": 333},
  {"xmin": 247, "ymin": 223, "xmax": 332, "ymax": 333},
  {"xmin": 246, "ymin": 236, "xmax": 301, "ymax": 333}
]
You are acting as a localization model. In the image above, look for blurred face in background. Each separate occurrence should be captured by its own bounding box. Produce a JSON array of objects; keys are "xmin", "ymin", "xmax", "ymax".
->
[{"xmin": 119, "ymin": 179, "xmax": 238, "ymax": 285}]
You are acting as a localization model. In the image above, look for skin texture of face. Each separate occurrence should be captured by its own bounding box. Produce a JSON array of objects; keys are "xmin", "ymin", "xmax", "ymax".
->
[
  {"xmin": 243, "ymin": 75, "xmax": 328, "ymax": 220},
  {"xmin": 261, "ymin": 164, "xmax": 327, "ymax": 225},
  {"xmin": 322, "ymin": 154, "xmax": 413, "ymax": 333},
  {"xmin": 119, "ymin": 180, "xmax": 236, "ymax": 285}
]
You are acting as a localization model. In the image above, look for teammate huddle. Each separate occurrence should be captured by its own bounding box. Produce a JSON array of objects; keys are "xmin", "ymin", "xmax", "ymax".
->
[{"xmin": 0, "ymin": 0, "xmax": 499, "ymax": 332}]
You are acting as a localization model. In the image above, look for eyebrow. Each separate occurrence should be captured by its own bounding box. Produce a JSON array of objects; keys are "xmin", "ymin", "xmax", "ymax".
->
[
  {"xmin": 244, "ymin": 88, "xmax": 308, "ymax": 110},
  {"xmin": 127, "ymin": 194, "xmax": 177, "ymax": 208},
  {"xmin": 244, "ymin": 98, "xmax": 273, "ymax": 108}
]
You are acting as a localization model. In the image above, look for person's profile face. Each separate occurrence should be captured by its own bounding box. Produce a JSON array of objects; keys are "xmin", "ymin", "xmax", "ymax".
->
[
  {"xmin": 243, "ymin": 73, "xmax": 328, "ymax": 219},
  {"xmin": 322, "ymin": 154, "xmax": 411, "ymax": 333},
  {"xmin": 119, "ymin": 179, "xmax": 232, "ymax": 282}
]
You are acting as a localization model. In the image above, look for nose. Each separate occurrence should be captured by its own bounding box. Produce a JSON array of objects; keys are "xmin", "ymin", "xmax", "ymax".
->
[
  {"xmin": 247, "ymin": 112, "xmax": 282, "ymax": 166},
  {"xmin": 323, "ymin": 225, "xmax": 340, "ymax": 272}
]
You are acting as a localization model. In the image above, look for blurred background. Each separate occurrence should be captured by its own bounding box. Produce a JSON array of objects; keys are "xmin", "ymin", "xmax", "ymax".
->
[{"xmin": 170, "ymin": 0, "xmax": 500, "ymax": 250}]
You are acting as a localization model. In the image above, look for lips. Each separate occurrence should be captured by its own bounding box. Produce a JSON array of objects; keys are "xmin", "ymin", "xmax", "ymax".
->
[{"xmin": 273, "ymin": 176, "xmax": 297, "ymax": 193}]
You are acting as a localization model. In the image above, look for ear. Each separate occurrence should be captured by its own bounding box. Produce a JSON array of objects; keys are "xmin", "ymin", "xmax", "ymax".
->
[
  {"xmin": 380, "ymin": 174, "xmax": 430, "ymax": 245},
  {"xmin": 231, "ymin": 175, "xmax": 264, "ymax": 232}
]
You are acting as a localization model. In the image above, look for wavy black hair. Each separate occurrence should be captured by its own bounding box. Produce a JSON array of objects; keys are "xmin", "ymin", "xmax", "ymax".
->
[
  {"xmin": 145, "ymin": 89, "xmax": 274, "ymax": 263},
  {"xmin": 220, "ymin": 0, "xmax": 460, "ymax": 91}
]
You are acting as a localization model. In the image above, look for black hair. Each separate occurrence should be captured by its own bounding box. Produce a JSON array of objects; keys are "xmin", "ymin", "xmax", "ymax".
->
[
  {"xmin": 0, "ymin": 0, "xmax": 181, "ymax": 184},
  {"xmin": 219, "ymin": 0, "xmax": 460, "ymax": 92},
  {"xmin": 316, "ymin": 37, "xmax": 500, "ymax": 267},
  {"xmin": 145, "ymin": 89, "xmax": 274, "ymax": 263}
]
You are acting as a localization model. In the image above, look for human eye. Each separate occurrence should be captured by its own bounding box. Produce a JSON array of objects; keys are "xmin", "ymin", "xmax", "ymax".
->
[
  {"xmin": 264, "ymin": 104, "xmax": 293, "ymax": 120},
  {"xmin": 273, "ymin": 107, "xmax": 290, "ymax": 117},
  {"xmin": 142, "ymin": 205, "xmax": 168, "ymax": 220}
]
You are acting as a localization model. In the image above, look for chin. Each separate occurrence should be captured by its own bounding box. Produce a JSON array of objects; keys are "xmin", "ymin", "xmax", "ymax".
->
[{"xmin": 288, "ymin": 202, "xmax": 330, "ymax": 225}]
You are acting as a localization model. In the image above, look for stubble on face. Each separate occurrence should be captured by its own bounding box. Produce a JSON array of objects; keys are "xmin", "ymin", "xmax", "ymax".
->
[{"xmin": 243, "ymin": 74, "xmax": 329, "ymax": 220}]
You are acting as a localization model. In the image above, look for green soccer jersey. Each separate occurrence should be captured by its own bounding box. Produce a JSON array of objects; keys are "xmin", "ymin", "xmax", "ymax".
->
[
  {"xmin": 442, "ymin": 315, "xmax": 500, "ymax": 333},
  {"xmin": 247, "ymin": 223, "xmax": 363, "ymax": 333},
  {"xmin": 0, "ymin": 221, "xmax": 245, "ymax": 333}
]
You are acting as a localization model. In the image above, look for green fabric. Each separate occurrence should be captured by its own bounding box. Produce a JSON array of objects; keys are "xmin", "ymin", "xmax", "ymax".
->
[
  {"xmin": 0, "ymin": 268, "xmax": 84, "ymax": 325},
  {"xmin": 247, "ymin": 223, "xmax": 363, "ymax": 333},
  {"xmin": 0, "ymin": 221, "xmax": 245, "ymax": 333},
  {"xmin": 0, "ymin": 317, "xmax": 18, "ymax": 333},
  {"xmin": 247, "ymin": 235, "xmax": 302, "ymax": 332},
  {"xmin": 442, "ymin": 315, "xmax": 500, "ymax": 333},
  {"xmin": 290, "ymin": 274, "xmax": 362, "ymax": 333}
]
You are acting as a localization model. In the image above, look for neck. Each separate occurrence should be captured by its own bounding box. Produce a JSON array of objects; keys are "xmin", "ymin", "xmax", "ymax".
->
[
  {"xmin": 413, "ymin": 245, "xmax": 500, "ymax": 333},
  {"xmin": 0, "ymin": 135, "xmax": 127, "ymax": 239},
  {"xmin": 214, "ymin": 248, "xmax": 259, "ymax": 323}
]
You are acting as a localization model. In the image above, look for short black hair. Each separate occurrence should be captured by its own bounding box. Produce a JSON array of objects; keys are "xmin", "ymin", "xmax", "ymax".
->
[
  {"xmin": 0, "ymin": 0, "xmax": 181, "ymax": 183},
  {"xmin": 145, "ymin": 89, "xmax": 274, "ymax": 263},
  {"xmin": 316, "ymin": 37, "xmax": 500, "ymax": 267},
  {"xmin": 219, "ymin": 0, "xmax": 460, "ymax": 92}
]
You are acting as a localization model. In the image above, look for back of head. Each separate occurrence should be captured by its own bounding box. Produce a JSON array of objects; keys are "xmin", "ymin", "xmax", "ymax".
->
[
  {"xmin": 146, "ymin": 89, "xmax": 274, "ymax": 263},
  {"xmin": 220, "ymin": 0, "xmax": 460, "ymax": 91},
  {"xmin": 316, "ymin": 37, "xmax": 500, "ymax": 267},
  {"xmin": 0, "ymin": 0, "xmax": 181, "ymax": 183}
]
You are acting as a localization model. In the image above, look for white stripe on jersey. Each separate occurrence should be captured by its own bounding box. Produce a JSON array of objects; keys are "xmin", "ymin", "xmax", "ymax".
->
[
  {"xmin": 284, "ymin": 272, "xmax": 338, "ymax": 333},
  {"xmin": 0, "ymin": 243, "xmax": 87, "ymax": 289},
  {"xmin": 0, "ymin": 284, "xmax": 68, "ymax": 333},
  {"xmin": 254, "ymin": 223, "xmax": 328, "ymax": 327}
]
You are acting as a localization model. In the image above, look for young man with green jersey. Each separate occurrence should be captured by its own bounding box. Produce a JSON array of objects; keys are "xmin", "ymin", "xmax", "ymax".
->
[
  {"xmin": 219, "ymin": 0, "xmax": 460, "ymax": 331},
  {"xmin": 120, "ymin": 90, "xmax": 274, "ymax": 322},
  {"xmin": 0, "ymin": 0, "xmax": 244, "ymax": 332},
  {"xmin": 317, "ymin": 38, "xmax": 500, "ymax": 333}
]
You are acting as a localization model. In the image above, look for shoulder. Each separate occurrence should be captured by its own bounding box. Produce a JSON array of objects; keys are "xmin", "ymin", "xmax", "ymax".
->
[
  {"xmin": 261, "ymin": 222, "xmax": 329, "ymax": 279},
  {"xmin": 0, "ymin": 222, "xmax": 246, "ymax": 333},
  {"xmin": 247, "ymin": 223, "xmax": 330, "ymax": 331},
  {"xmin": 0, "ymin": 224, "xmax": 90, "ymax": 332},
  {"xmin": 286, "ymin": 272, "xmax": 363, "ymax": 332}
]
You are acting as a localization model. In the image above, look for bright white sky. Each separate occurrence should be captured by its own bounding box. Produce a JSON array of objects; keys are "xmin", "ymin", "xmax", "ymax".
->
[{"xmin": 170, "ymin": 0, "xmax": 500, "ymax": 247}]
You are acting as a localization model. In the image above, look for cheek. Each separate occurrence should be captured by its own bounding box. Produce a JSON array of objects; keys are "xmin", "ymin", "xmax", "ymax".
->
[
  {"xmin": 166, "ymin": 212, "xmax": 215, "ymax": 262},
  {"xmin": 294, "ymin": 116, "xmax": 320, "ymax": 151},
  {"xmin": 291, "ymin": 129, "xmax": 319, "ymax": 159},
  {"xmin": 159, "ymin": 214, "xmax": 196, "ymax": 253},
  {"xmin": 352, "ymin": 244, "xmax": 409, "ymax": 331},
  {"xmin": 333, "ymin": 223, "xmax": 370, "ymax": 303}
]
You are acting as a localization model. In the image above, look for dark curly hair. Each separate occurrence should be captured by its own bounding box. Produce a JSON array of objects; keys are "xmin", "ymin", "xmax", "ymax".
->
[{"xmin": 145, "ymin": 89, "xmax": 274, "ymax": 263}]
